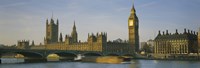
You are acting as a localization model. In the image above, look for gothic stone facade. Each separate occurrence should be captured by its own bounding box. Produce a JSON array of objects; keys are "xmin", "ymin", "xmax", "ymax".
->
[
  {"xmin": 39, "ymin": 17, "xmax": 135, "ymax": 55},
  {"xmin": 17, "ymin": 4, "xmax": 139, "ymax": 56},
  {"xmin": 154, "ymin": 29, "xmax": 198, "ymax": 58},
  {"xmin": 44, "ymin": 18, "xmax": 59, "ymax": 44},
  {"xmin": 17, "ymin": 40, "xmax": 30, "ymax": 49},
  {"xmin": 128, "ymin": 5, "xmax": 139, "ymax": 52}
]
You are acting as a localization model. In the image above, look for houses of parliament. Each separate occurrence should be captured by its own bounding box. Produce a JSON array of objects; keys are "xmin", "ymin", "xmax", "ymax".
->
[
  {"xmin": 17, "ymin": 4, "xmax": 140, "ymax": 56},
  {"xmin": 15, "ymin": 1, "xmax": 200, "ymax": 58}
]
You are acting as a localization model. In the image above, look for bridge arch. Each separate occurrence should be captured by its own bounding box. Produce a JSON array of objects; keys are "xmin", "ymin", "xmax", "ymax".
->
[
  {"xmin": 1, "ymin": 52, "xmax": 23, "ymax": 58},
  {"xmin": 1, "ymin": 52, "xmax": 43, "ymax": 58},
  {"xmin": 83, "ymin": 53, "xmax": 102, "ymax": 56},
  {"xmin": 122, "ymin": 54, "xmax": 134, "ymax": 57},
  {"xmin": 106, "ymin": 53, "xmax": 120, "ymax": 56},
  {"xmin": 47, "ymin": 52, "xmax": 77, "ymax": 58},
  {"xmin": 47, "ymin": 52, "xmax": 77, "ymax": 61}
]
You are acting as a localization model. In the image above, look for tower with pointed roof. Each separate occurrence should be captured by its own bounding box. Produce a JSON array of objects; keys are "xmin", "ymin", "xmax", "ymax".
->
[
  {"xmin": 59, "ymin": 33, "xmax": 63, "ymax": 42},
  {"xmin": 71, "ymin": 21, "xmax": 78, "ymax": 43},
  {"xmin": 198, "ymin": 28, "xmax": 200, "ymax": 51},
  {"xmin": 128, "ymin": 2, "xmax": 139, "ymax": 52},
  {"xmin": 44, "ymin": 17, "xmax": 59, "ymax": 44}
]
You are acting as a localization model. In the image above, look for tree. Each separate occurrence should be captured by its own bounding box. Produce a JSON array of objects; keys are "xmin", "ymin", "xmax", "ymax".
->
[{"xmin": 141, "ymin": 43, "xmax": 152, "ymax": 53}]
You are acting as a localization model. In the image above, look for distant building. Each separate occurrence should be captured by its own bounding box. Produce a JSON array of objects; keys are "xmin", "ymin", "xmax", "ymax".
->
[
  {"xmin": 140, "ymin": 41, "xmax": 153, "ymax": 53},
  {"xmin": 31, "ymin": 40, "xmax": 35, "ymax": 46},
  {"xmin": 147, "ymin": 39, "xmax": 154, "ymax": 53},
  {"xmin": 154, "ymin": 29, "xmax": 198, "ymax": 58},
  {"xmin": 0, "ymin": 44, "xmax": 5, "ymax": 48},
  {"xmin": 198, "ymin": 28, "xmax": 200, "ymax": 52},
  {"xmin": 17, "ymin": 40, "xmax": 30, "ymax": 49},
  {"xmin": 44, "ymin": 18, "xmax": 59, "ymax": 44},
  {"xmin": 147, "ymin": 39, "xmax": 154, "ymax": 47},
  {"xmin": 64, "ymin": 21, "xmax": 78, "ymax": 45},
  {"xmin": 140, "ymin": 42, "xmax": 147, "ymax": 50}
]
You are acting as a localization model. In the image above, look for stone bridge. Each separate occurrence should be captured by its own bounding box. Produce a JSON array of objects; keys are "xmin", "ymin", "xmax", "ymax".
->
[{"xmin": 0, "ymin": 48, "xmax": 134, "ymax": 63}]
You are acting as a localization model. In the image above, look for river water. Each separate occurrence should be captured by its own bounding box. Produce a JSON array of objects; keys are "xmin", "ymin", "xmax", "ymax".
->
[{"xmin": 1, "ymin": 59, "xmax": 200, "ymax": 68}]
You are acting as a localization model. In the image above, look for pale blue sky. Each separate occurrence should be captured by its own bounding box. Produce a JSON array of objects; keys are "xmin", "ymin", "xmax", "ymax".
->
[{"xmin": 0, "ymin": 0, "xmax": 200, "ymax": 45}]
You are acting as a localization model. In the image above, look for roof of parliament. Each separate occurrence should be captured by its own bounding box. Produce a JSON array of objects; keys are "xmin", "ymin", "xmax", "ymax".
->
[{"xmin": 155, "ymin": 29, "xmax": 198, "ymax": 40}]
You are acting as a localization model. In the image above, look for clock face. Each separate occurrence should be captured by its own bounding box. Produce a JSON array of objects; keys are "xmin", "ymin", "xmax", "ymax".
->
[{"xmin": 129, "ymin": 20, "xmax": 134, "ymax": 26}]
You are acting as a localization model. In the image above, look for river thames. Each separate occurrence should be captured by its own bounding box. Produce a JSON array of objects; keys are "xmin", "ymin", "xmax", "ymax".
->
[{"xmin": 1, "ymin": 59, "xmax": 200, "ymax": 68}]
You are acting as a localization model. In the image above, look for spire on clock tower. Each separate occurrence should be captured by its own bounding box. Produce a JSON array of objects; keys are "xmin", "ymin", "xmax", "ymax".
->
[
  {"xmin": 129, "ymin": 2, "xmax": 138, "ymax": 20},
  {"xmin": 131, "ymin": 3, "xmax": 136, "ymax": 13}
]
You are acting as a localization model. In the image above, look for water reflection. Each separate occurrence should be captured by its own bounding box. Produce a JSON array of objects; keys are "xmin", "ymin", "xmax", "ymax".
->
[{"xmin": 129, "ymin": 60, "xmax": 139, "ymax": 68}]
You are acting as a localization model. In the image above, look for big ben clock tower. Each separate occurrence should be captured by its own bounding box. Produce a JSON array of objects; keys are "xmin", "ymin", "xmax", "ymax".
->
[{"xmin": 128, "ymin": 3, "xmax": 139, "ymax": 52}]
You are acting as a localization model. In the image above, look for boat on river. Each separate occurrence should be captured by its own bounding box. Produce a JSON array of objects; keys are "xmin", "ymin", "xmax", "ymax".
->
[{"xmin": 96, "ymin": 56, "xmax": 123, "ymax": 64}]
